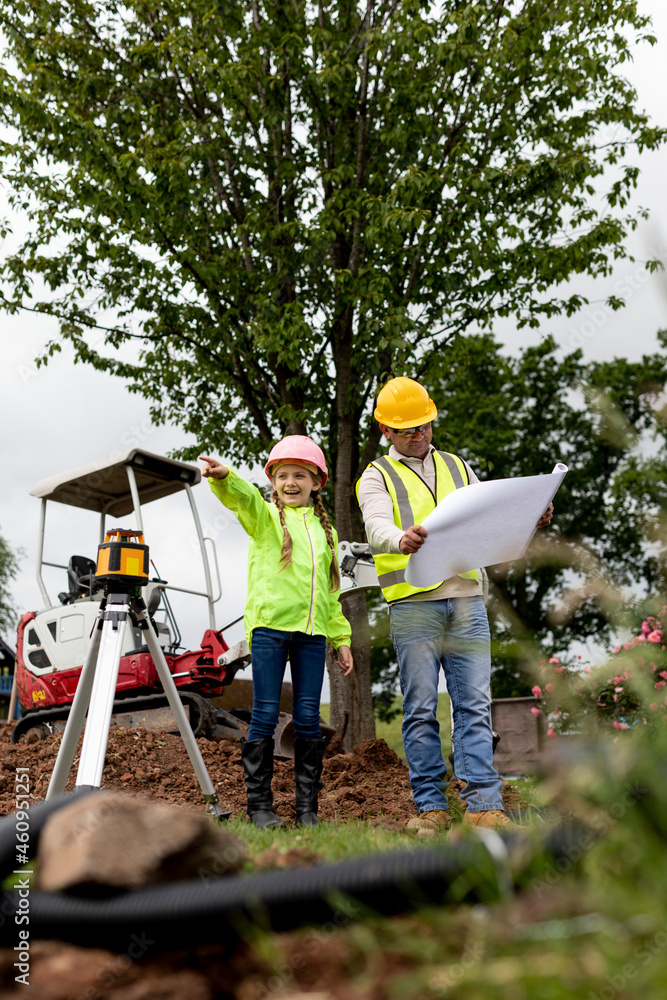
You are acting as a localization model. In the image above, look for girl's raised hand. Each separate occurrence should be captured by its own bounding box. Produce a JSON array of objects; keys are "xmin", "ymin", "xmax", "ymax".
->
[
  {"xmin": 199, "ymin": 455, "xmax": 229, "ymax": 480},
  {"xmin": 336, "ymin": 645, "xmax": 354, "ymax": 676}
]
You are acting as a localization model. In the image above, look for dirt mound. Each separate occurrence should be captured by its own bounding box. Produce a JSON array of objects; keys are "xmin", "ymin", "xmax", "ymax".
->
[
  {"xmin": 0, "ymin": 724, "xmax": 421, "ymax": 824},
  {"xmin": 0, "ymin": 723, "xmax": 522, "ymax": 824},
  {"xmin": 0, "ymin": 723, "xmax": 528, "ymax": 999}
]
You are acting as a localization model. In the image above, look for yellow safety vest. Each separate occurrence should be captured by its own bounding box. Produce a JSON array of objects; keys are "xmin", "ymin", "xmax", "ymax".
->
[{"xmin": 357, "ymin": 451, "xmax": 479, "ymax": 603}]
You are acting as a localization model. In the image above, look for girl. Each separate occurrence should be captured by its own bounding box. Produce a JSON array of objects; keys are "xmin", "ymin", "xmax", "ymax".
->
[{"xmin": 200, "ymin": 436, "xmax": 353, "ymax": 828}]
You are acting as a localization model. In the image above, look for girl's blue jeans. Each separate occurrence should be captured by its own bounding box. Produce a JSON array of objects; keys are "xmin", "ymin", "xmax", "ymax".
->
[
  {"xmin": 248, "ymin": 627, "xmax": 326, "ymax": 741},
  {"xmin": 390, "ymin": 596, "xmax": 503, "ymax": 814}
]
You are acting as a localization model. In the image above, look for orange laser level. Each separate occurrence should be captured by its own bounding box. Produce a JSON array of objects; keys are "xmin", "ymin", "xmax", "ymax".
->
[{"xmin": 95, "ymin": 529, "xmax": 150, "ymax": 587}]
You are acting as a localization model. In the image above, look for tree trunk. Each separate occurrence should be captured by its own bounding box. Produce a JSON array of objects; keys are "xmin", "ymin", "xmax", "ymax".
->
[
  {"xmin": 329, "ymin": 392, "xmax": 377, "ymax": 749},
  {"xmin": 327, "ymin": 589, "xmax": 375, "ymax": 750}
]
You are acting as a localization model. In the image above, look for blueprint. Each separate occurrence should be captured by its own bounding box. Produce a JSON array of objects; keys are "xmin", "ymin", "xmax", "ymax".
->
[{"xmin": 405, "ymin": 463, "xmax": 568, "ymax": 587}]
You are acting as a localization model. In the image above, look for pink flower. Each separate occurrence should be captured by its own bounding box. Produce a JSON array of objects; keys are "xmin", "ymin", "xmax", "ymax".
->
[
  {"xmin": 532, "ymin": 685, "xmax": 542, "ymax": 698},
  {"xmin": 650, "ymin": 703, "xmax": 659, "ymax": 712},
  {"xmin": 554, "ymin": 666, "xmax": 563, "ymax": 674},
  {"xmin": 530, "ymin": 707, "xmax": 541, "ymax": 717},
  {"xmin": 548, "ymin": 728, "xmax": 555, "ymax": 738},
  {"xmin": 648, "ymin": 631, "xmax": 663, "ymax": 644},
  {"xmin": 549, "ymin": 657, "xmax": 560, "ymax": 664},
  {"xmin": 614, "ymin": 646, "xmax": 621, "ymax": 653},
  {"xmin": 655, "ymin": 681, "xmax": 666, "ymax": 689},
  {"xmin": 613, "ymin": 721, "xmax": 629, "ymax": 730},
  {"xmin": 546, "ymin": 683, "xmax": 554, "ymax": 692}
]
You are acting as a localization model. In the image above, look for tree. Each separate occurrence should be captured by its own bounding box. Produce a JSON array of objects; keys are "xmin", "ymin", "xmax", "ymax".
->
[
  {"xmin": 0, "ymin": 531, "xmax": 21, "ymax": 641},
  {"xmin": 427, "ymin": 330, "xmax": 667, "ymax": 694},
  {"xmin": 0, "ymin": 0, "xmax": 663, "ymax": 742}
]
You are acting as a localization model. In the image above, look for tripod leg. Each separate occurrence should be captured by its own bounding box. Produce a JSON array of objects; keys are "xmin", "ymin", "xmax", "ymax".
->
[
  {"xmin": 74, "ymin": 596, "xmax": 128, "ymax": 790},
  {"xmin": 47, "ymin": 607, "xmax": 104, "ymax": 799},
  {"xmin": 135, "ymin": 604, "xmax": 226, "ymax": 820}
]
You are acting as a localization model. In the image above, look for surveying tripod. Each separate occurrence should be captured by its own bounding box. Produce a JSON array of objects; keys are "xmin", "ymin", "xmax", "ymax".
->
[{"xmin": 47, "ymin": 530, "xmax": 227, "ymax": 820}]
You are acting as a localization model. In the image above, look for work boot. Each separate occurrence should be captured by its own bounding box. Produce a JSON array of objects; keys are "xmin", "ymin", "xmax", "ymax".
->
[
  {"xmin": 406, "ymin": 810, "xmax": 451, "ymax": 837},
  {"xmin": 241, "ymin": 737, "xmax": 285, "ymax": 829},
  {"xmin": 463, "ymin": 809, "xmax": 513, "ymax": 829},
  {"xmin": 294, "ymin": 737, "xmax": 326, "ymax": 826}
]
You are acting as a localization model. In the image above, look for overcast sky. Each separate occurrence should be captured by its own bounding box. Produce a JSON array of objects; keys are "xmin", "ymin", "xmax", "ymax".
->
[{"xmin": 1, "ymin": 0, "xmax": 666, "ymax": 679}]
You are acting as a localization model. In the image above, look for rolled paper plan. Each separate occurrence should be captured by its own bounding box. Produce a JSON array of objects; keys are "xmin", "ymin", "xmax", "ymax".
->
[{"xmin": 405, "ymin": 463, "xmax": 568, "ymax": 588}]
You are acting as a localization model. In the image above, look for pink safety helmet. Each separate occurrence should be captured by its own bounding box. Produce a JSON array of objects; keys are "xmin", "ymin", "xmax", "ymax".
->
[{"xmin": 264, "ymin": 435, "xmax": 328, "ymax": 487}]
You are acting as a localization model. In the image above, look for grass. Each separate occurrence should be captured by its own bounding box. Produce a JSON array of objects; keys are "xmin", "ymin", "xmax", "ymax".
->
[
  {"xmin": 229, "ymin": 724, "xmax": 667, "ymax": 999},
  {"xmin": 225, "ymin": 815, "xmax": 422, "ymax": 867}
]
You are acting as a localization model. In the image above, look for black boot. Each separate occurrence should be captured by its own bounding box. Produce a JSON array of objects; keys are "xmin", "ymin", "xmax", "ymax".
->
[
  {"xmin": 241, "ymin": 738, "xmax": 285, "ymax": 828},
  {"xmin": 294, "ymin": 738, "xmax": 326, "ymax": 826}
]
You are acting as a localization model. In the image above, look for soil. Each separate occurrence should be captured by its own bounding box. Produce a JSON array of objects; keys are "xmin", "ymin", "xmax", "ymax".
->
[{"xmin": 0, "ymin": 722, "xmax": 526, "ymax": 999}]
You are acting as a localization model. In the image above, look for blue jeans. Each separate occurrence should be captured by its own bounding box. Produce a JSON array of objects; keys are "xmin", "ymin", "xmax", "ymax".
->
[
  {"xmin": 390, "ymin": 597, "xmax": 503, "ymax": 814},
  {"xmin": 248, "ymin": 628, "xmax": 326, "ymax": 741}
]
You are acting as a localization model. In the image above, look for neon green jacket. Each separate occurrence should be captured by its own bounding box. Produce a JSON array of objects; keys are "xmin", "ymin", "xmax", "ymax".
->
[{"xmin": 209, "ymin": 469, "xmax": 351, "ymax": 649}]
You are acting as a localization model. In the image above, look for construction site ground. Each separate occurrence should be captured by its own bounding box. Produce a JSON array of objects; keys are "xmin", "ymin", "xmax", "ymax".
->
[{"xmin": 0, "ymin": 723, "xmax": 530, "ymax": 999}]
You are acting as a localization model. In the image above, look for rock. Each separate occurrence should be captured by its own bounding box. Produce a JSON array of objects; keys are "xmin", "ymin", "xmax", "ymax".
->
[{"xmin": 36, "ymin": 791, "xmax": 246, "ymax": 893}]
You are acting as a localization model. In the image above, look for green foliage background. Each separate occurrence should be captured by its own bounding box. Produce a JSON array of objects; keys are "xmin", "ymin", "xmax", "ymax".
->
[{"xmin": 1, "ymin": 0, "xmax": 665, "ymax": 729}]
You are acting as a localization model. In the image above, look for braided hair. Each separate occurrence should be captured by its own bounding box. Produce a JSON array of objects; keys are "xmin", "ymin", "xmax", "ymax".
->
[
  {"xmin": 271, "ymin": 487, "xmax": 340, "ymax": 591},
  {"xmin": 272, "ymin": 490, "xmax": 294, "ymax": 571},
  {"xmin": 312, "ymin": 492, "xmax": 341, "ymax": 590}
]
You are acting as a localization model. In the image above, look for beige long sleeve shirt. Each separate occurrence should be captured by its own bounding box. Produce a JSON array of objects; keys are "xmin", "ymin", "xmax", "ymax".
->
[{"xmin": 357, "ymin": 443, "xmax": 486, "ymax": 602}]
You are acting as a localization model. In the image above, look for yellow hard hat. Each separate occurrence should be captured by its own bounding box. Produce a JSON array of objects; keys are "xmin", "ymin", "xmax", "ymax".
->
[{"xmin": 373, "ymin": 377, "xmax": 437, "ymax": 428}]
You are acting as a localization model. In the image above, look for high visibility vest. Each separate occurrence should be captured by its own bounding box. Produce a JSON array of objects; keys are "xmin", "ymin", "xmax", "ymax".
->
[{"xmin": 357, "ymin": 451, "xmax": 479, "ymax": 603}]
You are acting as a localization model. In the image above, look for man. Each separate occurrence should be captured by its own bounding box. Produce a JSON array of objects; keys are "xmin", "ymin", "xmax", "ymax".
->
[{"xmin": 357, "ymin": 376, "xmax": 553, "ymax": 835}]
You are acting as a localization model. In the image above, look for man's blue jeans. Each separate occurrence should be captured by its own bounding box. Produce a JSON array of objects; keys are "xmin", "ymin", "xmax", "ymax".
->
[
  {"xmin": 390, "ymin": 597, "xmax": 503, "ymax": 814},
  {"xmin": 248, "ymin": 628, "xmax": 326, "ymax": 741}
]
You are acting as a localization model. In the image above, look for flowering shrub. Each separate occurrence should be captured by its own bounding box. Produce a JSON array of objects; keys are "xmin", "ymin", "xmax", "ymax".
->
[{"xmin": 533, "ymin": 607, "xmax": 667, "ymax": 737}]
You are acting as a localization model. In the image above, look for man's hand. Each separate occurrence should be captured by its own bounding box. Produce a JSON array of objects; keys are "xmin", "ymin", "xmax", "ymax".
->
[
  {"xmin": 537, "ymin": 502, "xmax": 554, "ymax": 528},
  {"xmin": 399, "ymin": 524, "xmax": 428, "ymax": 554},
  {"xmin": 337, "ymin": 646, "xmax": 354, "ymax": 676},
  {"xmin": 199, "ymin": 455, "xmax": 229, "ymax": 480}
]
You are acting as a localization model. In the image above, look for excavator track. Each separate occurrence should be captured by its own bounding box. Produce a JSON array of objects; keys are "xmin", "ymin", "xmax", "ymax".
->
[
  {"xmin": 11, "ymin": 691, "xmax": 219, "ymax": 744},
  {"xmin": 12, "ymin": 696, "xmax": 333, "ymax": 758}
]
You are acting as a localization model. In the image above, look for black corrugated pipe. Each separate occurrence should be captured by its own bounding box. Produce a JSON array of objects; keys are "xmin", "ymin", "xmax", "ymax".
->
[
  {"xmin": 0, "ymin": 789, "xmax": 97, "ymax": 874},
  {"xmin": 0, "ymin": 792, "xmax": 587, "ymax": 954}
]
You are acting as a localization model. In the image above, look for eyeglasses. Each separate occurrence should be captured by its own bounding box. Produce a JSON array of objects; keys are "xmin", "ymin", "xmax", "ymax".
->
[{"xmin": 389, "ymin": 423, "xmax": 431, "ymax": 438}]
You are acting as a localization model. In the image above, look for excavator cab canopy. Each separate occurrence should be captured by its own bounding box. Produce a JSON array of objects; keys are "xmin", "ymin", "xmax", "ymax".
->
[
  {"xmin": 29, "ymin": 449, "xmax": 220, "ymax": 629},
  {"xmin": 30, "ymin": 449, "xmax": 200, "ymax": 516}
]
